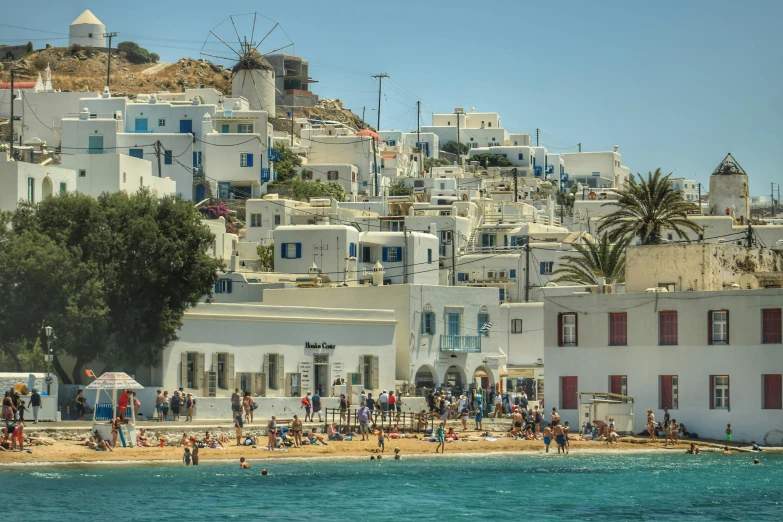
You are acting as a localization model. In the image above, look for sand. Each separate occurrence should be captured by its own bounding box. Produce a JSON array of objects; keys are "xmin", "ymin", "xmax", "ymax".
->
[{"xmin": 0, "ymin": 436, "xmax": 681, "ymax": 466}]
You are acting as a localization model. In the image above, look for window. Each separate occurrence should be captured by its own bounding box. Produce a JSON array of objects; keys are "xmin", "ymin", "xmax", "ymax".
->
[
  {"xmin": 762, "ymin": 309, "xmax": 782, "ymax": 344},
  {"xmin": 710, "ymin": 375, "xmax": 730, "ymax": 409},
  {"xmin": 221, "ymin": 124, "xmax": 230, "ymax": 133},
  {"xmin": 59, "ymin": 182, "xmax": 67, "ymax": 195},
  {"xmin": 511, "ymin": 319, "xmax": 523, "ymax": 334},
  {"xmin": 660, "ymin": 375, "xmax": 679, "ymax": 409},
  {"xmin": 186, "ymin": 352, "xmax": 197, "ymax": 389},
  {"xmin": 510, "ymin": 269, "xmax": 517, "ymax": 279},
  {"xmin": 267, "ymin": 353, "xmax": 280, "ymax": 390},
  {"xmin": 659, "ymin": 311, "xmax": 678, "ymax": 345},
  {"xmin": 478, "ymin": 313, "xmax": 489, "ymax": 337},
  {"xmin": 609, "ymin": 312, "xmax": 627, "ymax": 346},
  {"xmin": 609, "ymin": 375, "xmax": 627, "ymax": 395},
  {"xmin": 421, "ymin": 312, "xmax": 435, "ymax": 334},
  {"xmin": 274, "ymin": 215, "xmax": 281, "ymax": 225},
  {"xmin": 214, "ymin": 279, "xmax": 232, "ymax": 294},
  {"xmin": 446, "ymin": 313, "xmax": 461, "ymax": 336},
  {"xmin": 302, "ymin": 170, "xmax": 313, "ymax": 180},
  {"xmin": 327, "ymin": 170, "xmax": 339, "ymax": 180},
  {"xmin": 457, "ymin": 272, "xmax": 468, "ymax": 282},
  {"xmin": 250, "ymin": 213, "xmax": 262, "ymax": 227},
  {"xmin": 158, "ymin": 119, "xmax": 166, "ymax": 127},
  {"xmin": 518, "ymin": 153, "xmax": 524, "ymax": 160},
  {"xmin": 88, "ymin": 135, "xmax": 103, "ymax": 154},
  {"xmin": 281, "ymin": 242, "xmax": 302, "ymax": 259},
  {"xmin": 427, "ymin": 249, "xmax": 433, "ymax": 264},
  {"xmin": 762, "ymin": 374, "xmax": 782, "ymax": 409},
  {"xmin": 238, "ymin": 124, "xmax": 254, "ymax": 133},
  {"xmin": 499, "ymin": 288, "xmax": 505, "ymax": 302},
  {"xmin": 26, "ymin": 177, "xmax": 34, "ymax": 202},
  {"xmin": 361, "ymin": 246, "xmax": 372, "ymax": 263},
  {"xmin": 540, "ymin": 262, "xmax": 554, "ymax": 275},
  {"xmin": 164, "ymin": 150, "xmax": 173, "ymax": 165},
  {"xmin": 708, "ymin": 310, "xmax": 729, "ymax": 345},
  {"xmin": 560, "ymin": 376, "xmax": 578, "ymax": 409},
  {"xmin": 240, "ymin": 153, "xmax": 254, "ymax": 167},
  {"xmin": 216, "ymin": 352, "xmax": 231, "ymax": 390},
  {"xmin": 558, "ymin": 313, "xmax": 577, "ymax": 346},
  {"xmin": 383, "ymin": 247, "xmax": 401, "ymax": 263},
  {"xmin": 79, "ymin": 169, "xmax": 86, "ymax": 178},
  {"xmin": 129, "ymin": 148, "xmax": 144, "ymax": 159}
]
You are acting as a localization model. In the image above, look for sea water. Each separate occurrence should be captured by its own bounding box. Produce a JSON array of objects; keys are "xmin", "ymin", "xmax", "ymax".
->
[{"xmin": 6, "ymin": 452, "xmax": 782, "ymax": 520}]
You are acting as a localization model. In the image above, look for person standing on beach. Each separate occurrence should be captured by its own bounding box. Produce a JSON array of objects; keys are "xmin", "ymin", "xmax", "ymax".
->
[
  {"xmin": 302, "ymin": 393, "xmax": 312, "ymax": 422},
  {"xmin": 234, "ymin": 409, "xmax": 244, "ymax": 446},
  {"xmin": 388, "ymin": 391, "xmax": 397, "ymax": 421},
  {"xmin": 292, "ymin": 415, "xmax": 303, "ymax": 448},
  {"xmin": 231, "ymin": 388, "xmax": 241, "ymax": 420},
  {"xmin": 511, "ymin": 409, "xmax": 523, "ymax": 438},
  {"xmin": 312, "ymin": 391, "xmax": 322, "ymax": 423},
  {"xmin": 360, "ymin": 389, "xmax": 367, "ymax": 407},
  {"xmin": 339, "ymin": 394, "xmax": 348, "ymax": 425},
  {"xmin": 171, "ymin": 392, "xmax": 181, "ymax": 422},
  {"xmin": 267, "ymin": 416, "xmax": 277, "ymax": 450},
  {"xmin": 358, "ymin": 401, "xmax": 371, "ymax": 441},
  {"xmin": 662, "ymin": 407, "xmax": 670, "ymax": 428},
  {"xmin": 725, "ymin": 424, "xmax": 732, "ymax": 443},
  {"xmin": 542, "ymin": 425, "xmax": 552, "ymax": 453},
  {"xmin": 395, "ymin": 393, "xmax": 403, "ymax": 423},
  {"xmin": 379, "ymin": 390, "xmax": 389, "ymax": 422},
  {"xmin": 185, "ymin": 393, "xmax": 195, "ymax": 422},
  {"xmin": 191, "ymin": 442, "xmax": 199, "ymax": 465},
  {"xmin": 75, "ymin": 390, "xmax": 87, "ymax": 421},
  {"xmin": 493, "ymin": 393, "xmax": 503, "ymax": 418},
  {"xmin": 30, "ymin": 389, "xmax": 41, "ymax": 424},
  {"xmin": 366, "ymin": 393, "xmax": 377, "ymax": 425},
  {"xmin": 183, "ymin": 447, "xmax": 191, "ymax": 465},
  {"xmin": 377, "ymin": 427, "xmax": 386, "ymax": 453},
  {"xmin": 534, "ymin": 406, "xmax": 542, "ymax": 433},
  {"xmin": 475, "ymin": 393, "xmax": 484, "ymax": 431},
  {"xmin": 162, "ymin": 391, "xmax": 170, "ymax": 421},
  {"xmin": 552, "ymin": 421, "xmax": 568, "ymax": 455},
  {"xmin": 435, "ymin": 422, "xmax": 446, "ymax": 453},
  {"xmin": 646, "ymin": 409, "xmax": 657, "ymax": 441},
  {"xmin": 155, "ymin": 390, "xmax": 164, "ymax": 422}
]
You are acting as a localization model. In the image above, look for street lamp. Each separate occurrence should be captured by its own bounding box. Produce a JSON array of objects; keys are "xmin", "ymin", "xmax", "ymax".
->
[{"xmin": 44, "ymin": 326, "xmax": 54, "ymax": 394}]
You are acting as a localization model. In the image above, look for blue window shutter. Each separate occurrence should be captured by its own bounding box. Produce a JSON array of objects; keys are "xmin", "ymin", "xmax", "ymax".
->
[
  {"xmin": 281, "ymin": 243, "xmax": 288, "ymax": 259},
  {"xmin": 430, "ymin": 313, "xmax": 436, "ymax": 334},
  {"xmin": 482, "ymin": 234, "xmax": 489, "ymax": 247},
  {"xmin": 510, "ymin": 236, "xmax": 516, "ymax": 247},
  {"xmin": 164, "ymin": 150, "xmax": 172, "ymax": 164},
  {"xmin": 247, "ymin": 154, "xmax": 254, "ymax": 168},
  {"xmin": 421, "ymin": 314, "xmax": 426, "ymax": 334},
  {"xmin": 382, "ymin": 247, "xmax": 389, "ymax": 262},
  {"xmin": 214, "ymin": 282, "xmax": 221, "ymax": 294},
  {"xmin": 222, "ymin": 124, "xmax": 229, "ymax": 133},
  {"xmin": 295, "ymin": 243, "xmax": 302, "ymax": 259},
  {"xmin": 226, "ymin": 280, "xmax": 232, "ymax": 293},
  {"xmin": 427, "ymin": 249, "xmax": 432, "ymax": 263},
  {"xmin": 518, "ymin": 153, "xmax": 523, "ymax": 160},
  {"xmin": 499, "ymin": 288, "xmax": 505, "ymax": 301},
  {"xmin": 510, "ymin": 269, "xmax": 517, "ymax": 279},
  {"xmin": 129, "ymin": 148, "xmax": 143, "ymax": 159},
  {"xmin": 396, "ymin": 247, "xmax": 402, "ymax": 261},
  {"xmin": 540, "ymin": 262, "xmax": 546, "ymax": 275}
]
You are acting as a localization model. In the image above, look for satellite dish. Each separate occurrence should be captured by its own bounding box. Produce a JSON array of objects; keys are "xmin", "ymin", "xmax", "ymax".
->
[{"xmin": 739, "ymin": 273, "xmax": 759, "ymax": 290}]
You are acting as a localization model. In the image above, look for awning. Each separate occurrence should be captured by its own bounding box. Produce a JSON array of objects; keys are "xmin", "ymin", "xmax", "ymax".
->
[{"xmin": 86, "ymin": 372, "xmax": 144, "ymax": 390}]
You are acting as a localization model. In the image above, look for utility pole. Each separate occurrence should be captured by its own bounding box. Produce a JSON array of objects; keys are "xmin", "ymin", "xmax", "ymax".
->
[
  {"xmin": 417, "ymin": 101, "xmax": 422, "ymax": 173},
  {"xmin": 402, "ymin": 225, "xmax": 408, "ymax": 284},
  {"xmin": 371, "ymin": 73, "xmax": 389, "ymax": 131},
  {"xmin": 9, "ymin": 67, "xmax": 19, "ymax": 159},
  {"xmin": 155, "ymin": 141, "xmax": 162, "ymax": 177},
  {"xmin": 746, "ymin": 224, "xmax": 753, "ymax": 248},
  {"xmin": 288, "ymin": 109, "xmax": 294, "ymax": 146},
  {"xmin": 455, "ymin": 108, "xmax": 464, "ymax": 166},
  {"xmin": 536, "ymin": 128, "xmax": 540, "ymax": 147},
  {"xmin": 450, "ymin": 231, "xmax": 456, "ymax": 287},
  {"xmin": 513, "ymin": 168, "xmax": 518, "ymax": 203},
  {"xmin": 578, "ymin": 142, "xmax": 581, "ymax": 153},
  {"xmin": 103, "ymin": 32, "xmax": 118, "ymax": 90},
  {"xmin": 524, "ymin": 242, "xmax": 530, "ymax": 303}
]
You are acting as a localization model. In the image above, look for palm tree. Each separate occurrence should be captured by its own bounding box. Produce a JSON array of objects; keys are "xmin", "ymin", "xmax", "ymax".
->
[
  {"xmin": 597, "ymin": 169, "xmax": 701, "ymax": 245},
  {"xmin": 550, "ymin": 234, "xmax": 630, "ymax": 286}
]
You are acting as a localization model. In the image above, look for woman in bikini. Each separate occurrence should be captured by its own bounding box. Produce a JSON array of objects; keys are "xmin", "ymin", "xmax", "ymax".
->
[
  {"xmin": 136, "ymin": 428, "xmax": 154, "ymax": 447},
  {"xmin": 646, "ymin": 409, "xmax": 657, "ymax": 441},
  {"xmin": 111, "ymin": 416, "xmax": 121, "ymax": 448},
  {"xmin": 291, "ymin": 415, "xmax": 303, "ymax": 448}
]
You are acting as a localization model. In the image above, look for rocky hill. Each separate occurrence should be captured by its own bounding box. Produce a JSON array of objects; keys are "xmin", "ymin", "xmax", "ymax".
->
[{"xmin": 1, "ymin": 47, "xmax": 370, "ymax": 130}]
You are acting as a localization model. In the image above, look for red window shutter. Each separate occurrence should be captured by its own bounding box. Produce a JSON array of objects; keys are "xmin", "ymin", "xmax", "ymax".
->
[
  {"xmin": 708, "ymin": 311, "xmax": 714, "ymax": 345},
  {"xmin": 574, "ymin": 313, "xmax": 579, "ymax": 347},
  {"xmin": 763, "ymin": 309, "xmax": 782, "ymax": 344},
  {"xmin": 609, "ymin": 313, "xmax": 627, "ymax": 345},
  {"xmin": 763, "ymin": 374, "xmax": 783, "ymax": 409},
  {"xmin": 561, "ymin": 376, "xmax": 578, "ymax": 409},
  {"xmin": 610, "ymin": 375, "xmax": 622, "ymax": 395},
  {"xmin": 660, "ymin": 375, "xmax": 672, "ymax": 409},
  {"xmin": 660, "ymin": 311, "xmax": 677, "ymax": 345},
  {"xmin": 557, "ymin": 313, "xmax": 563, "ymax": 347},
  {"xmin": 709, "ymin": 375, "xmax": 714, "ymax": 409}
]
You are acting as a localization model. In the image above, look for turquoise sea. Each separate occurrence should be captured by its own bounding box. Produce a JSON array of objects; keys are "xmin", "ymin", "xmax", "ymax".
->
[{"xmin": 5, "ymin": 452, "xmax": 781, "ymax": 520}]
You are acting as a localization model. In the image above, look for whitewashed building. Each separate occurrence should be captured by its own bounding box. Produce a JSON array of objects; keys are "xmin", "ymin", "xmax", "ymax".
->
[
  {"xmin": 0, "ymin": 151, "xmax": 76, "ymax": 211},
  {"xmin": 300, "ymin": 163, "xmax": 358, "ymax": 196},
  {"xmin": 561, "ymin": 147, "xmax": 630, "ymax": 190},
  {"xmin": 60, "ymin": 153, "xmax": 176, "ymax": 199}
]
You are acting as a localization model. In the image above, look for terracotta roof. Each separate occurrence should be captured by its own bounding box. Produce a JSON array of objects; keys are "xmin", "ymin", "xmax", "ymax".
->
[{"xmin": 0, "ymin": 82, "xmax": 36, "ymax": 89}]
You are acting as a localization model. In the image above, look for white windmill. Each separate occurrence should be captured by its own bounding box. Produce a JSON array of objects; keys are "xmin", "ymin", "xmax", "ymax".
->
[{"xmin": 200, "ymin": 13, "xmax": 294, "ymax": 117}]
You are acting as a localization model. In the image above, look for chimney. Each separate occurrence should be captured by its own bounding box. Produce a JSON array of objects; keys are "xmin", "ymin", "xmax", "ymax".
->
[{"xmin": 372, "ymin": 261, "xmax": 385, "ymax": 286}]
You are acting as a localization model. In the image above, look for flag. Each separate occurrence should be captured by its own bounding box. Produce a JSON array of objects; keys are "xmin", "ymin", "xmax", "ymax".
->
[
  {"xmin": 480, "ymin": 322, "xmax": 494, "ymax": 333},
  {"xmin": 85, "ymin": 369, "xmax": 95, "ymax": 378}
]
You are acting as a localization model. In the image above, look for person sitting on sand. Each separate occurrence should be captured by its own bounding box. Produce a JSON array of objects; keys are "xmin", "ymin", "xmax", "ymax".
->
[
  {"xmin": 180, "ymin": 433, "xmax": 191, "ymax": 447},
  {"xmin": 25, "ymin": 436, "xmax": 55, "ymax": 446},
  {"xmin": 415, "ymin": 410, "xmax": 429, "ymax": 431},
  {"xmin": 678, "ymin": 423, "xmax": 692, "ymax": 438},
  {"xmin": 137, "ymin": 428, "xmax": 155, "ymax": 448},
  {"xmin": 604, "ymin": 425, "xmax": 619, "ymax": 445},
  {"xmin": 686, "ymin": 443, "xmax": 699, "ymax": 454},
  {"xmin": 93, "ymin": 430, "xmax": 113, "ymax": 452},
  {"xmin": 308, "ymin": 428, "xmax": 328, "ymax": 445},
  {"xmin": 327, "ymin": 422, "xmax": 344, "ymax": 441},
  {"xmin": 750, "ymin": 440, "xmax": 763, "ymax": 452},
  {"xmin": 445, "ymin": 427, "xmax": 460, "ymax": 442}
]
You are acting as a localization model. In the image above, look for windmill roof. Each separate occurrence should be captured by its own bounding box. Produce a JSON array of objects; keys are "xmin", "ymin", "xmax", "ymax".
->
[
  {"xmin": 711, "ymin": 153, "xmax": 747, "ymax": 176},
  {"xmin": 72, "ymin": 10, "xmax": 103, "ymax": 26},
  {"xmin": 232, "ymin": 49, "xmax": 273, "ymax": 73}
]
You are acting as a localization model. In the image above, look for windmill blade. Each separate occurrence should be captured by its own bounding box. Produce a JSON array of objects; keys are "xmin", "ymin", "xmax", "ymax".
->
[
  {"xmin": 200, "ymin": 52, "xmax": 236, "ymax": 62},
  {"xmin": 260, "ymin": 42, "xmax": 294, "ymax": 56},
  {"xmin": 210, "ymin": 30, "xmax": 242, "ymax": 58},
  {"xmin": 250, "ymin": 13, "xmax": 257, "ymax": 47},
  {"xmin": 250, "ymin": 65, "xmax": 283, "ymax": 95},
  {"xmin": 229, "ymin": 15, "xmax": 243, "ymax": 52},
  {"xmin": 253, "ymin": 22, "xmax": 279, "ymax": 51}
]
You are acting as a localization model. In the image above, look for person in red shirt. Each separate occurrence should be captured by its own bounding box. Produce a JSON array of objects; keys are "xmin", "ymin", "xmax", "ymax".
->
[
  {"xmin": 118, "ymin": 389, "xmax": 130, "ymax": 420},
  {"xmin": 388, "ymin": 391, "xmax": 397, "ymax": 422},
  {"xmin": 301, "ymin": 393, "xmax": 312, "ymax": 422}
]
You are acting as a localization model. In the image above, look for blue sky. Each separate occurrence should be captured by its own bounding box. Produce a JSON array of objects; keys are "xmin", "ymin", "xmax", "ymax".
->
[{"xmin": 4, "ymin": 0, "xmax": 782, "ymax": 194}]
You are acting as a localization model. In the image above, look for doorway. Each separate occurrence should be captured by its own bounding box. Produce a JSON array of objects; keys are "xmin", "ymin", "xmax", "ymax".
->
[{"xmin": 314, "ymin": 354, "xmax": 330, "ymax": 397}]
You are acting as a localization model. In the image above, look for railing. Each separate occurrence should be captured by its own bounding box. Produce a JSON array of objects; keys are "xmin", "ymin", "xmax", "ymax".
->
[
  {"xmin": 261, "ymin": 167, "xmax": 271, "ymax": 182},
  {"xmin": 125, "ymin": 129, "xmax": 154, "ymax": 134},
  {"xmin": 323, "ymin": 408, "xmax": 426, "ymax": 433},
  {"xmin": 439, "ymin": 335, "xmax": 482, "ymax": 353}
]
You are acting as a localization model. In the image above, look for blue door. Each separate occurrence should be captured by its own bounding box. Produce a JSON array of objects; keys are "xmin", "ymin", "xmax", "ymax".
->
[
  {"xmin": 135, "ymin": 118, "xmax": 148, "ymax": 132},
  {"xmin": 195, "ymin": 185, "xmax": 205, "ymax": 201},
  {"xmin": 180, "ymin": 119, "xmax": 193, "ymax": 133},
  {"xmin": 88, "ymin": 135, "xmax": 104, "ymax": 154},
  {"xmin": 447, "ymin": 313, "xmax": 460, "ymax": 336}
]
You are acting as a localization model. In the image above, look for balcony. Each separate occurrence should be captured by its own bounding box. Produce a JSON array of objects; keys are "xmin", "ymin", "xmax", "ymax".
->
[{"xmin": 439, "ymin": 335, "xmax": 482, "ymax": 353}]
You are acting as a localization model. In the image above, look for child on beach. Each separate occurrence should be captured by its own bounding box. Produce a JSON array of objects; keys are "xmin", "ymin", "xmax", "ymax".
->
[
  {"xmin": 725, "ymin": 424, "xmax": 732, "ymax": 442},
  {"xmin": 183, "ymin": 447, "xmax": 191, "ymax": 465},
  {"xmin": 542, "ymin": 426, "xmax": 552, "ymax": 453},
  {"xmin": 191, "ymin": 443, "xmax": 199, "ymax": 465},
  {"xmin": 377, "ymin": 427, "xmax": 386, "ymax": 452},
  {"xmin": 435, "ymin": 422, "xmax": 445, "ymax": 453}
]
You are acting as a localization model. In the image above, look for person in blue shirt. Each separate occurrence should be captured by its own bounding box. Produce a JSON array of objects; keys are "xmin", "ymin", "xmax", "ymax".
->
[
  {"xmin": 435, "ymin": 422, "xmax": 446, "ymax": 453},
  {"xmin": 312, "ymin": 392, "xmax": 322, "ymax": 422},
  {"xmin": 475, "ymin": 394, "xmax": 484, "ymax": 430}
]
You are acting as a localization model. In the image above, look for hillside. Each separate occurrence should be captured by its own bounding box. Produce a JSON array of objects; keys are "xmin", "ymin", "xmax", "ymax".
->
[{"xmin": 1, "ymin": 47, "xmax": 370, "ymax": 130}]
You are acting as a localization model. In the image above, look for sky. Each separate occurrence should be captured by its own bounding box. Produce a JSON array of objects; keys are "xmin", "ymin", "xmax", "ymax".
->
[{"xmin": 3, "ymin": 0, "xmax": 782, "ymax": 195}]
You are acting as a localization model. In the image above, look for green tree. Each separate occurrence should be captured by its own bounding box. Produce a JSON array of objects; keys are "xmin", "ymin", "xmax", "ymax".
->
[
  {"xmin": 389, "ymin": 180, "xmax": 413, "ymax": 197},
  {"xmin": 550, "ymin": 234, "xmax": 630, "ymax": 286},
  {"xmin": 471, "ymin": 153, "xmax": 513, "ymax": 168},
  {"xmin": 256, "ymin": 244, "xmax": 274, "ymax": 272},
  {"xmin": 424, "ymin": 157, "xmax": 450, "ymax": 172},
  {"xmin": 149, "ymin": 52, "xmax": 160, "ymax": 63},
  {"xmin": 25, "ymin": 41, "xmax": 33, "ymax": 54},
  {"xmin": 284, "ymin": 178, "xmax": 345, "ymax": 202},
  {"xmin": 117, "ymin": 41, "xmax": 139, "ymax": 54},
  {"xmin": 442, "ymin": 141, "xmax": 469, "ymax": 155},
  {"xmin": 10, "ymin": 190, "xmax": 223, "ymax": 382},
  {"xmin": 129, "ymin": 47, "xmax": 150, "ymax": 64},
  {"xmin": 597, "ymin": 169, "xmax": 701, "ymax": 245},
  {"xmin": 273, "ymin": 142, "xmax": 303, "ymax": 182}
]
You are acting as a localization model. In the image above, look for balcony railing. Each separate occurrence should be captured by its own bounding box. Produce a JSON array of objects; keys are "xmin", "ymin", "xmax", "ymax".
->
[{"xmin": 439, "ymin": 335, "xmax": 481, "ymax": 353}]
